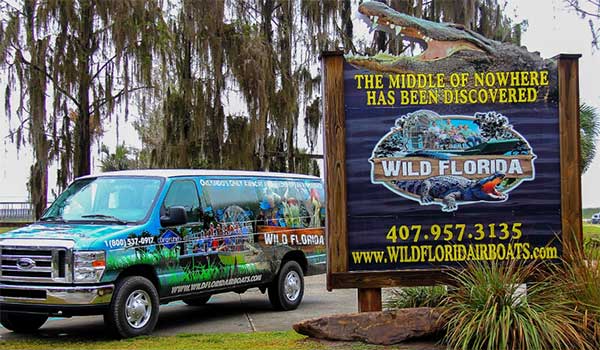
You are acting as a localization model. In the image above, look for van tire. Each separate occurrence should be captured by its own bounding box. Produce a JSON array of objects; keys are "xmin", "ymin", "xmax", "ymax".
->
[
  {"xmin": 104, "ymin": 276, "xmax": 159, "ymax": 338},
  {"xmin": 0, "ymin": 312, "xmax": 47, "ymax": 333},
  {"xmin": 268, "ymin": 260, "xmax": 304, "ymax": 311},
  {"xmin": 182, "ymin": 295, "xmax": 211, "ymax": 306}
]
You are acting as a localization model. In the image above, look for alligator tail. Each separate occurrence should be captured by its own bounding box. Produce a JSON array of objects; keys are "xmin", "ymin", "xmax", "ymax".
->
[{"xmin": 391, "ymin": 180, "xmax": 423, "ymax": 195}]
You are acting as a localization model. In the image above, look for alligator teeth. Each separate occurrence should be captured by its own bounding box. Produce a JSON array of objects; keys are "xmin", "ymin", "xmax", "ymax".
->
[
  {"xmin": 373, "ymin": 16, "xmax": 379, "ymax": 24},
  {"xmin": 389, "ymin": 23, "xmax": 395, "ymax": 29},
  {"xmin": 395, "ymin": 26, "xmax": 402, "ymax": 36}
]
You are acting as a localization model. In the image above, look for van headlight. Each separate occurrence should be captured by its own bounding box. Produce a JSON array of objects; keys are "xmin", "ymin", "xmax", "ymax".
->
[{"xmin": 73, "ymin": 251, "xmax": 106, "ymax": 283}]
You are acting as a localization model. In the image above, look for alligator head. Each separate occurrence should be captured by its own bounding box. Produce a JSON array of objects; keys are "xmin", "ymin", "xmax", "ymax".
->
[
  {"xmin": 359, "ymin": 0, "xmax": 493, "ymax": 61},
  {"xmin": 472, "ymin": 172, "xmax": 506, "ymax": 201}
]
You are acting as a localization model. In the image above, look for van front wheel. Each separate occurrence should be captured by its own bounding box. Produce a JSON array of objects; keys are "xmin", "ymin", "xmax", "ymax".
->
[
  {"xmin": 268, "ymin": 260, "xmax": 304, "ymax": 311},
  {"xmin": 104, "ymin": 276, "xmax": 160, "ymax": 338}
]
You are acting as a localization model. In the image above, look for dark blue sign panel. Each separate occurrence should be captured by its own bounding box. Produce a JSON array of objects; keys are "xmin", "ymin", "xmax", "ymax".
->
[{"xmin": 344, "ymin": 62, "xmax": 561, "ymax": 271}]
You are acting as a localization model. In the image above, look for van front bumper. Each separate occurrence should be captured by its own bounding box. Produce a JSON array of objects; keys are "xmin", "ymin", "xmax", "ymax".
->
[{"xmin": 0, "ymin": 282, "xmax": 114, "ymax": 306}]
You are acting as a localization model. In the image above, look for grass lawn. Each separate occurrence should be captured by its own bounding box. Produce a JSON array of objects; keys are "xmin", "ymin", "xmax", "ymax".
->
[
  {"xmin": 0, "ymin": 227, "xmax": 15, "ymax": 234},
  {"xmin": 584, "ymin": 223, "xmax": 600, "ymax": 239},
  {"xmin": 0, "ymin": 331, "xmax": 414, "ymax": 350}
]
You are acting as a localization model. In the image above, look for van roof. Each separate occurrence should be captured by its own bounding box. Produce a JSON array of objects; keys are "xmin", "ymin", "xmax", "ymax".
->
[{"xmin": 77, "ymin": 169, "xmax": 321, "ymax": 181}]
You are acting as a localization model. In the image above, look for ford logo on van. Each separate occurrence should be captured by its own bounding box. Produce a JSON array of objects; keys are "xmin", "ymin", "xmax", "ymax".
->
[{"xmin": 16, "ymin": 258, "xmax": 36, "ymax": 270}]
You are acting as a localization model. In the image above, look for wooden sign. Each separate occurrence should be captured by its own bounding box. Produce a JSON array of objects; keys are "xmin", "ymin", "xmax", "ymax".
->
[{"xmin": 322, "ymin": 2, "xmax": 582, "ymax": 312}]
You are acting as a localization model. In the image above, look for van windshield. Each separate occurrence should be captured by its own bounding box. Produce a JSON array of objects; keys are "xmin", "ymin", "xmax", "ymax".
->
[{"xmin": 41, "ymin": 177, "xmax": 163, "ymax": 224}]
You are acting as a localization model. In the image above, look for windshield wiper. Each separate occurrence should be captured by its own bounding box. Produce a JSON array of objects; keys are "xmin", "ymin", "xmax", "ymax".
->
[
  {"xmin": 39, "ymin": 215, "xmax": 66, "ymax": 222},
  {"xmin": 81, "ymin": 214, "xmax": 128, "ymax": 225}
]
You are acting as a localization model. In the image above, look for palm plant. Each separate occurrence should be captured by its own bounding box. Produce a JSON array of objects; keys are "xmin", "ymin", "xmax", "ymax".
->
[
  {"xmin": 100, "ymin": 144, "xmax": 138, "ymax": 172},
  {"xmin": 581, "ymin": 103, "xmax": 600, "ymax": 174}
]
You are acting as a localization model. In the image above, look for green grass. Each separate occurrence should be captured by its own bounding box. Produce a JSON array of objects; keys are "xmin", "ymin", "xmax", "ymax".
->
[
  {"xmin": 583, "ymin": 224, "xmax": 600, "ymax": 253},
  {"xmin": 0, "ymin": 331, "xmax": 428, "ymax": 350},
  {"xmin": 0, "ymin": 227, "xmax": 14, "ymax": 234},
  {"xmin": 384, "ymin": 286, "xmax": 447, "ymax": 310},
  {"xmin": 583, "ymin": 223, "xmax": 600, "ymax": 237}
]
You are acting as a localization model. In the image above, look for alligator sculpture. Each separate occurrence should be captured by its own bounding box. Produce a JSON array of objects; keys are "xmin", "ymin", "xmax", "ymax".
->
[
  {"xmin": 349, "ymin": 1, "xmax": 557, "ymax": 101},
  {"xmin": 392, "ymin": 173, "xmax": 506, "ymax": 212}
]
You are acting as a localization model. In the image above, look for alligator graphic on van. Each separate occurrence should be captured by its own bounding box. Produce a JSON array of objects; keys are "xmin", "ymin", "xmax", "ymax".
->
[{"xmin": 0, "ymin": 170, "xmax": 325, "ymax": 338}]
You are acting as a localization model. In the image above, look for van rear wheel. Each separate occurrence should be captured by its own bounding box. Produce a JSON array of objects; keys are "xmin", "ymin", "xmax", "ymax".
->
[
  {"xmin": 268, "ymin": 260, "xmax": 304, "ymax": 311},
  {"xmin": 104, "ymin": 276, "xmax": 159, "ymax": 338},
  {"xmin": 182, "ymin": 295, "xmax": 211, "ymax": 306},
  {"xmin": 0, "ymin": 312, "xmax": 47, "ymax": 333}
]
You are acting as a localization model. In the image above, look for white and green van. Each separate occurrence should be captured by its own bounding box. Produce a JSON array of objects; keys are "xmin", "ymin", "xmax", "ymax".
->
[{"xmin": 0, "ymin": 170, "xmax": 325, "ymax": 338}]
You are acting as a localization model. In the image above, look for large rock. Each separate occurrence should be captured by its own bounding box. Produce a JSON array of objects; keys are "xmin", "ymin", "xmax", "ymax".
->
[{"xmin": 293, "ymin": 307, "xmax": 444, "ymax": 345}]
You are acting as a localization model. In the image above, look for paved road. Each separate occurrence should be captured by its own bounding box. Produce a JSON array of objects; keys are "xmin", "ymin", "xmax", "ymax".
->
[{"xmin": 0, "ymin": 274, "xmax": 357, "ymax": 340}]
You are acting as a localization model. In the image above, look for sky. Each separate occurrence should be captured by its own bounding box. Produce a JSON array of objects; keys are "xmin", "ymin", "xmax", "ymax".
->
[{"xmin": 1, "ymin": 0, "xmax": 600, "ymax": 208}]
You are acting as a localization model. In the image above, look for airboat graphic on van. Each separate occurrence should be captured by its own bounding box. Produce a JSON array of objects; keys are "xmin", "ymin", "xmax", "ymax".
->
[{"xmin": 369, "ymin": 110, "xmax": 537, "ymax": 212}]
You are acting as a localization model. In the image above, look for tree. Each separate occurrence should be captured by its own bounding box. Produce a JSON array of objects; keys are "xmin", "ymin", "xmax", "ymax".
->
[
  {"xmin": 565, "ymin": 0, "xmax": 600, "ymax": 49},
  {"xmin": 1, "ymin": 0, "xmax": 167, "ymax": 218},
  {"xmin": 580, "ymin": 104, "xmax": 600, "ymax": 173},
  {"xmin": 136, "ymin": 0, "xmax": 344, "ymax": 174}
]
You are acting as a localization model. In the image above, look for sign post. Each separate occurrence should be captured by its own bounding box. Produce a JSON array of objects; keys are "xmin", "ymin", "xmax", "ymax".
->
[{"xmin": 557, "ymin": 54, "xmax": 583, "ymax": 256}]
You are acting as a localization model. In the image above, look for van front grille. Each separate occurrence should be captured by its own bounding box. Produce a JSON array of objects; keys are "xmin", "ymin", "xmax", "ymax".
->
[{"xmin": 0, "ymin": 246, "xmax": 70, "ymax": 283}]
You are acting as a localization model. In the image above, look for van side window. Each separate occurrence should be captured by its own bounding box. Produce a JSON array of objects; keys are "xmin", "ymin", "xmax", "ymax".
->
[{"xmin": 163, "ymin": 180, "xmax": 201, "ymax": 222}]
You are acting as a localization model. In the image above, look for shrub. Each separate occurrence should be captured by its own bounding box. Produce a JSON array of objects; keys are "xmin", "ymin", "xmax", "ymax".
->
[
  {"xmin": 442, "ymin": 259, "xmax": 590, "ymax": 350},
  {"xmin": 384, "ymin": 286, "xmax": 447, "ymax": 310},
  {"xmin": 549, "ymin": 241, "xmax": 600, "ymax": 348}
]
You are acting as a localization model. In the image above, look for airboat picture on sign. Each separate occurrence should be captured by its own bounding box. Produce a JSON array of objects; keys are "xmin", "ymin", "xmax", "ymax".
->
[{"xmin": 369, "ymin": 110, "xmax": 536, "ymax": 212}]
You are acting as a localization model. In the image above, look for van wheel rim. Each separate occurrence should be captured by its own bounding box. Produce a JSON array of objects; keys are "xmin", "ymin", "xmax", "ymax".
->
[
  {"xmin": 284, "ymin": 270, "xmax": 301, "ymax": 302},
  {"xmin": 125, "ymin": 290, "xmax": 152, "ymax": 329}
]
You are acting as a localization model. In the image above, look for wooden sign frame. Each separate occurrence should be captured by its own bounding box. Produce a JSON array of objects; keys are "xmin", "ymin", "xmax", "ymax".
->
[{"xmin": 322, "ymin": 52, "xmax": 582, "ymax": 311}]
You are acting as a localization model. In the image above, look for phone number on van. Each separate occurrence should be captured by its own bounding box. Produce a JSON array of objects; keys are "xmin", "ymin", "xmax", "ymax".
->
[{"xmin": 103, "ymin": 236, "xmax": 156, "ymax": 249}]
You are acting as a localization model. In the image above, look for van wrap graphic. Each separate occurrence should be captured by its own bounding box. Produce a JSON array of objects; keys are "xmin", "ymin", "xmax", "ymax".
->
[{"xmin": 96, "ymin": 176, "xmax": 325, "ymax": 296}]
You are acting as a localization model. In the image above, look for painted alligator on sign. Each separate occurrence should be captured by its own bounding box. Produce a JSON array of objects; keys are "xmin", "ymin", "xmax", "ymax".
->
[
  {"xmin": 392, "ymin": 173, "xmax": 506, "ymax": 212},
  {"xmin": 349, "ymin": 1, "xmax": 557, "ymax": 101}
]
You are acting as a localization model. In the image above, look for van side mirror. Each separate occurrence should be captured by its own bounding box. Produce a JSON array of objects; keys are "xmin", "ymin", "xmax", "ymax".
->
[{"xmin": 160, "ymin": 206, "xmax": 188, "ymax": 227}]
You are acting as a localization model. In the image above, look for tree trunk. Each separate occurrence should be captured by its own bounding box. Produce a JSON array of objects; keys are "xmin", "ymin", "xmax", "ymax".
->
[
  {"xmin": 280, "ymin": 1, "xmax": 295, "ymax": 172},
  {"xmin": 30, "ymin": 40, "xmax": 49, "ymax": 218},
  {"xmin": 24, "ymin": 1, "xmax": 49, "ymax": 219},
  {"xmin": 74, "ymin": 0, "xmax": 94, "ymax": 177},
  {"xmin": 258, "ymin": 0, "xmax": 275, "ymax": 171}
]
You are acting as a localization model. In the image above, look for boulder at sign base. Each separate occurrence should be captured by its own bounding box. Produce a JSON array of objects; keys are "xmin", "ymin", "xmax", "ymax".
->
[{"xmin": 293, "ymin": 307, "xmax": 444, "ymax": 345}]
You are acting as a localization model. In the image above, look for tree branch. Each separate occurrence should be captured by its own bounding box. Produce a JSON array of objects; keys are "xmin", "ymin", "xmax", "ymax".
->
[
  {"xmin": 3, "ymin": 117, "xmax": 30, "ymax": 140},
  {"xmin": 90, "ymin": 41, "xmax": 140, "ymax": 82},
  {"xmin": 17, "ymin": 56, "xmax": 81, "ymax": 109},
  {"xmin": 90, "ymin": 85, "xmax": 154, "ymax": 116},
  {"xmin": 91, "ymin": 53, "xmax": 118, "ymax": 82},
  {"xmin": 565, "ymin": 0, "xmax": 600, "ymax": 19}
]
